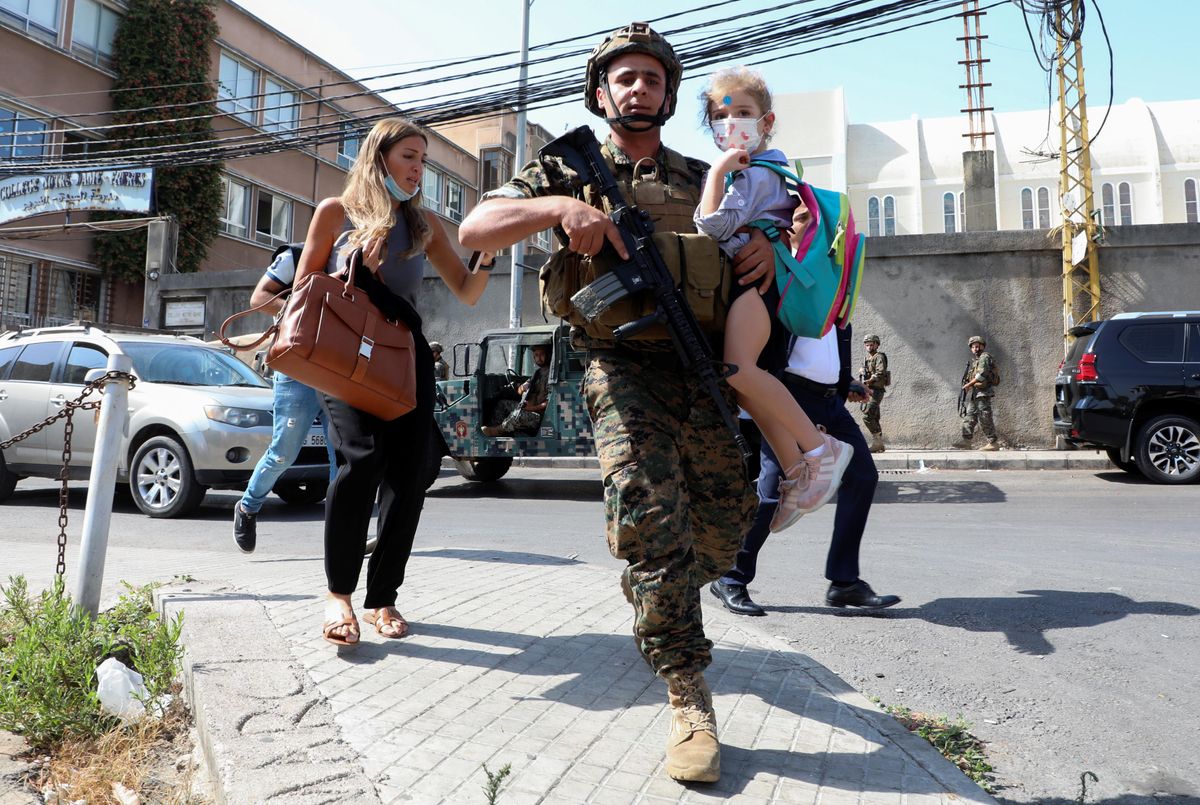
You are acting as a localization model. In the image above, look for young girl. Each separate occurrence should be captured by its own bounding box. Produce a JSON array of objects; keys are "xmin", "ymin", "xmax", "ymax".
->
[{"xmin": 694, "ymin": 67, "xmax": 851, "ymax": 531}]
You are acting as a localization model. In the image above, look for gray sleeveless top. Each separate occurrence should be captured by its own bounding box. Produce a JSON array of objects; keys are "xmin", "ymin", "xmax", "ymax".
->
[{"xmin": 325, "ymin": 215, "xmax": 425, "ymax": 307}]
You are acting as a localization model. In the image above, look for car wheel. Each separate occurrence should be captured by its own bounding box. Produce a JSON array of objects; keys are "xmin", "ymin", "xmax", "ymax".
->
[
  {"xmin": 1104, "ymin": 447, "xmax": 1141, "ymax": 476},
  {"xmin": 0, "ymin": 451, "xmax": 18, "ymax": 502},
  {"xmin": 272, "ymin": 479, "xmax": 329, "ymax": 505},
  {"xmin": 1135, "ymin": 415, "xmax": 1200, "ymax": 485},
  {"xmin": 130, "ymin": 436, "xmax": 207, "ymax": 518},
  {"xmin": 452, "ymin": 456, "xmax": 513, "ymax": 483}
]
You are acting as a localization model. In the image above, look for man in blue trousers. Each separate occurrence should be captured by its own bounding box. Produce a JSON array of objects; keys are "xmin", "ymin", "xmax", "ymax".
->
[{"xmin": 710, "ymin": 322, "xmax": 901, "ymax": 615}]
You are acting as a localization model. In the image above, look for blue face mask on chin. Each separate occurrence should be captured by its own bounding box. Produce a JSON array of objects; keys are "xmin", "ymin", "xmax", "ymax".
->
[{"xmin": 385, "ymin": 175, "xmax": 419, "ymax": 203}]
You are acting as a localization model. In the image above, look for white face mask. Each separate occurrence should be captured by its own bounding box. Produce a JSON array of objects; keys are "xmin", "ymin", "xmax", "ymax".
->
[{"xmin": 712, "ymin": 116, "xmax": 764, "ymax": 152}]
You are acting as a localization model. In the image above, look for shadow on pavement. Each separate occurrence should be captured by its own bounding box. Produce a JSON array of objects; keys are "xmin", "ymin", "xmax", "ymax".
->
[
  {"xmin": 765, "ymin": 590, "xmax": 1199, "ymax": 656},
  {"xmin": 872, "ymin": 479, "xmax": 1006, "ymax": 504},
  {"xmin": 427, "ymin": 477, "xmax": 603, "ymax": 502},
  {"xmin": 1092, "ymin": 470, "xmax": 1152, "ymax": 485},
  {"xmin": 410, "ymin": 548, "xmax": 582, "ymax": 566}
]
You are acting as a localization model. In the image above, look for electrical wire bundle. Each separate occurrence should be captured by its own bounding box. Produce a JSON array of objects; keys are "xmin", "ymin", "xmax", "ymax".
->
[{"xmin": 3, "ymin": 0, "xmax": 998, "ymax": 175}]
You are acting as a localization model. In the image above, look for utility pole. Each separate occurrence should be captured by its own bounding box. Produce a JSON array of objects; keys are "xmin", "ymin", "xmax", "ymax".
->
[
  {"xmin": 958, "ymin": 0, "xmax": 996, "ymax": 231},
  {"xmin": 509, "ymin": 0, "xmax": 532, "ymax": 330},
  {"xmin": 141, "ymin": 216, "xmax": 178, "ymax": 330},
  {"xmin": 1056, "ymin": 0, "xmax": 1102, "ymax": 336}
]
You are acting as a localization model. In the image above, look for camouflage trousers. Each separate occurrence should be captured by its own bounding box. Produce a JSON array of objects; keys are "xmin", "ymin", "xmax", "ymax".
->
[
  {"xmin": 861, "ymin": 388, "xmax": 885, "ymax": 434},
  {"xmin": 962, "ymin": 394, "xmax": 997, "ymax": 441},
  {"xmin": 492, "ymin": 399, "xmax": 542, "ymax": 435},
  {"xmin": 583, "ymin": 352, "xmax": 757, "ymax": 677}
]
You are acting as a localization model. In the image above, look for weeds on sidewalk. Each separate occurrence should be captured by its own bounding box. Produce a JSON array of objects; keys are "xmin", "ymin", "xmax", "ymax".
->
[
  {"xmin": 482, "ymin": 762, "xmax": 512, "ymax": 804},
  {"xmin": 0, "ymin": 574, "xmax": 195, "ymax": 802},
  {"xmin": 882, "ymin": 703, "xmax": 996, "ymax": 793},
  {"xmin": 1076, "ymin": 770, "xmax": 1099, "ymax": 803}
]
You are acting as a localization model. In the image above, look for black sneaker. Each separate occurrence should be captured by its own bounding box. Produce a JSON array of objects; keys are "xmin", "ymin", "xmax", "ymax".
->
[{"xmin": 233, "ymin": 504, "xmax": 257, "ymax": 553}]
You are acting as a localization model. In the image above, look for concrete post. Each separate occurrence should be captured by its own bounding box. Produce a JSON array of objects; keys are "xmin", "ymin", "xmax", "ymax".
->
[
  {"xmin": 73, "ymin": 353, "xmax": 133, "ymax": 617},
  {"xmin": 963, "ymin": 150, "xmax": 997, "ymax": 231},
  {"xmin": 142, "ymin": 216, "xmax": 178, "ymax": 330}
]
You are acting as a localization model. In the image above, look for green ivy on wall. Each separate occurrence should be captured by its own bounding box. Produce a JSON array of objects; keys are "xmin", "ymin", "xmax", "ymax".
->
[{"xmin": 93, "ymin": 0, "xmax": 221, "ymax": 282}]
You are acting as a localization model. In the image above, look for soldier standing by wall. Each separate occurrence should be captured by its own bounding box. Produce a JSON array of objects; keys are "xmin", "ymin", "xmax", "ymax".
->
[
  {"xmin": 859, "ymin": 334, "xmax": 888, "ymax": 453},
  {"xmin": 957, "ymin": 335, "xmax": 1000, "ymax": 451},
  {"xmin": 460, "ymin": 22, "xmax": 771, "ymax": 784},
  {"xmin": 430, "ymin": 341, "xmax": 449, "ymax": 381}
]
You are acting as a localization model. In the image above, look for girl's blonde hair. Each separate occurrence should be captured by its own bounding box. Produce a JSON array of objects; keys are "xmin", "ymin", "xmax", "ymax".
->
[
  {"xmin": 341, "ymin": 117, "xmax": 431, "ymax": 259},
  {"xmin": 697, "ymin": 66, "xmax": 774, "ymax": 132}
]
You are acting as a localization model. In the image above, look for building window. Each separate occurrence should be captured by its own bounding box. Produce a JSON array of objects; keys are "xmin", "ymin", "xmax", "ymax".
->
[
  {"xmin": 0, "ymin": 0, "xmax": 59, "ymax": 39},
  {"xmin": 480, "ymin": 147, "xmax": 513, "ymax": 195},
  {"xmin": 943, "ymin": 191, "xmax": 957, "ymax": 234},
  {"xmin": 882, "ymin": 195, "xmax": 896, "ymax": 236},
  {"xmin": 71, "ymin": 0, "xmax": 119, "ymax": 67},
  {"xmin": 255, "ymin": 190, "xmax": 292, "ymax": 246},
  {"xmin": 0, "ymin": 253, "xmax": 34, "ymax": 330},
  {"xmin": 1037, "ymin": 186, "xmax": 1051, "ymax": 229},
  {"xmin": 1186, "ymin": 178, "xmax": 1198, "ymax": 224},
  {"xmin": 0, "ymin": 105, "xmax": 46, "ymax": 162},
  {"xmin": 534, "ymin": 229, "xmax": 552, "ymax": 251},
  {"xmin": 218, "ymin": 175, "xmax": 250, "ymax": 239},
  {"xmin": 337, "ymin": 123, "xmax": 361, "ymax": 169},
  {"xmin": 423, "ymin": 166, "xmax": 443, "ymax": 215},
  {"xmin": 959, "ymin": 191, "xmax": 965, "ymax": 231},
  {"xmin": 1117, "ymin": 181, "xmax": 1133, "ymax": 226},
  {"xmin": 1101, "ymin": 182, "xmax": 1115, "ymax": 227},
  {"xmin": 444, "ymin": 178, "xmax": 464, "ymax": 223},
  {"xmin": 218, "ymin": 53, "xmax": 259, "ymax": 125},
  {"xmin": 45, "ymin": 265, "xmax": 101, "ymax": 326},
  {"xmin": 262, "ymin": 79, "xmax": 298, "ymax": 136},
  {"xmin": 61, "ymin": 130, "xmax": 96, "ymax": 158},
  {"xmin": 867, "ymin": 196, "xmax": 880, "ymax": 237}
]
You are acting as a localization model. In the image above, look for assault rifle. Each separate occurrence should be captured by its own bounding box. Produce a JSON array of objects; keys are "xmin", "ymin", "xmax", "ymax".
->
[
  {"xmin": 539, "ymin": 125, "xmax": 752, "ymax": 466},
  {"xmin": 958, "ymin": 359, "xmax": 973, "ymax": 416}
]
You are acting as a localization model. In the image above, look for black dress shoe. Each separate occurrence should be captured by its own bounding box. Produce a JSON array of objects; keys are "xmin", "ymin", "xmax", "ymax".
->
[
  {"xmin": 825, "ymin": 580, "xmax": 900, "ymax": 609},
  {"xmin": 233, "ymin": 504, "xmax": 257, "ymax": 554},
  {"xmin": 709, "ymin": 581, "xmax": 766, "ymax": 616}
]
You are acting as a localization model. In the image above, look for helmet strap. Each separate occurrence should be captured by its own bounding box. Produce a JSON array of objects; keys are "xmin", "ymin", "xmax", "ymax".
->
[{"xmin": 599, "ymin": 72, "xmax": 669, "ymax": 132}]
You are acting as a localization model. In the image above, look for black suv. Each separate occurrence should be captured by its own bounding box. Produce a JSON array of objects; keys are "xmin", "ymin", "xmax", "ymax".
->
[{"xmin": 1054, "ymin": 311, "xmax": 1200, "ymax": 484}]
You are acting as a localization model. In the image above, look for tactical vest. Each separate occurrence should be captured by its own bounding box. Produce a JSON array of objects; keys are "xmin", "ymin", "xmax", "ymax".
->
[{"xmin": 539, "ymin": 141, "xmax": 731, "ymax": 342}]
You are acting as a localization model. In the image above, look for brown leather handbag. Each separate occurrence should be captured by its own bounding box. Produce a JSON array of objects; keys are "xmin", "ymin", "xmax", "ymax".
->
[{"xmin": 220, "ymin": 247, "xmax": 417, "ymax": 421}]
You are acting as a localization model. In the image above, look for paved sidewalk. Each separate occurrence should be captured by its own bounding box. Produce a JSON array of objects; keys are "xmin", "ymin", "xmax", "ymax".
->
[
  {"xmin": 512, "ymin": 449, "xmax": 1114, "ymax": 473},
  {"xmin": 5, "ymin": 542, "xmax": 996, "ymax": 804}
]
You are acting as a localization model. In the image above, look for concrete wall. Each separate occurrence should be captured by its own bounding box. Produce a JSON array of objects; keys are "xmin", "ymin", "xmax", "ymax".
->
[{"xmin": 849, "ymin": 223, "xmax": 1200, "ymax": 448}]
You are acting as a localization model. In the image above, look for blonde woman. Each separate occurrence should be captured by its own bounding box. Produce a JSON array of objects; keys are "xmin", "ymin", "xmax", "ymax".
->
[{"xmin": 293, "ymin": 117, "xmax": 493, "ymax": 646}]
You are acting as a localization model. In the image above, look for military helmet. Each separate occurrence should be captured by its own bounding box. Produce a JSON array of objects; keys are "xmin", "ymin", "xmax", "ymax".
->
[
  {"xmin": 428, "ymin": 341, "xmax": 444, "ymax": 354},
  {"xmin": 863, "ymin": 334, "xmax": 881, "ymax": 344},
  {"xmin": 584, "ymin": 22, "xmax": 681, "ymax": 122},
  {"xmin": 968, "ymin": 336, "xmax": 986, "ymax": 347}
]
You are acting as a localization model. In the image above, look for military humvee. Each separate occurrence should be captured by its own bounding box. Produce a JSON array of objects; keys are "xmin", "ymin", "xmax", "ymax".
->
[{"xmin": 428, "ymin": 323, "xmax": 594, "ymax": 485}]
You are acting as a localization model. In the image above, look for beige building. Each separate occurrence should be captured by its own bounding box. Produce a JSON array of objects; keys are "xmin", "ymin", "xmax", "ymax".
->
[
  {"xmin": 771, "ymin": 89, "xmax": 1200, "ymax": 236},
  {"xmin": 0, "ymin": 0, "xmax": 549, "ymax": 333}
]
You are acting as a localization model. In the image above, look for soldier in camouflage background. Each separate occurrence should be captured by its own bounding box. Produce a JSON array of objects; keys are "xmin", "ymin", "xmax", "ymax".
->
[
  {"xmin": 859, "ymin": 333, "xmax": 888, "ymax": 453},
  {"xmin": 430, "ymin": 341, "xmax": 449, "ymax": 382},
  {"xmin": 460, "ymin": 22, "xmax": 772, "ymax": 784},
  {"xmin": 957, "ymin": 335, "xmax": 1000, "ymax": 451}
]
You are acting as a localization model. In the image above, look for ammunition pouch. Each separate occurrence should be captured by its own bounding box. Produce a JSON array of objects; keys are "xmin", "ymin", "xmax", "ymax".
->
[{"xmin": 540, "ymin": 233, "xmax": 729, "ymax": 342}]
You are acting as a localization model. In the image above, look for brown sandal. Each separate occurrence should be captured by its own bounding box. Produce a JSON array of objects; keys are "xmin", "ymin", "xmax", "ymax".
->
[
  {"xmin": 369, "ymin": 608, "xmax": 408, "ymax": 639},
  {"xmin": 322, "ymin": 612, "xmax": 359, "ymax": 646}
]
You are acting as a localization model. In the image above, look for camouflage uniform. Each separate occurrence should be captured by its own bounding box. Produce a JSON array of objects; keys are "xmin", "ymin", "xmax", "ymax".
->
[
  {"xmin": 491, "ymin": 365, "xmax": 548, "ymax": 435},
  {"xmin": 485, "ymin": 138, "xmax": 756, "ymax": 675},
  {"xmin": 961, "ymin": 350, "xmax": 998, "ymax": 442},
  {"xmin": 860, "ymin": 351, "xmax": 888, "ymax": 435},
  {"xmin": 430, "ymin": 341, "xmax": 449, "ymax": 382}
]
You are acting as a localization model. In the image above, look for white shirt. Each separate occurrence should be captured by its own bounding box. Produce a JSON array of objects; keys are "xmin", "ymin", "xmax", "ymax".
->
[{"xmin": 783, "ymin": 328, "xmax": 840, "ymax": 385}]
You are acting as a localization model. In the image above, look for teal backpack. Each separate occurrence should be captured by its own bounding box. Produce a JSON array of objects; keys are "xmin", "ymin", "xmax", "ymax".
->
[{"xmin": 743, "ymin": 159, "xmax": 865, "ymax": 339}]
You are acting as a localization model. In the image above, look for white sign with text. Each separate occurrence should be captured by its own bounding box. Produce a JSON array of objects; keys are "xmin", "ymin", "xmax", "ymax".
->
[{"xmin": 0, "ymin": 168, "xmax": 153, "ymax": 224}]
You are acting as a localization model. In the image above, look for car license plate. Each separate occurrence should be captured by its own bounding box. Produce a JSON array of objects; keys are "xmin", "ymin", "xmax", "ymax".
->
[{"xmin": 304, "ymin": 433, "xmax": 326, "ymax": 447}]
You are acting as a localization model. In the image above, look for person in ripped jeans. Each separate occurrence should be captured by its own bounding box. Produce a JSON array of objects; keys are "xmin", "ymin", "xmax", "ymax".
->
[{"xmin": 233, "ymin": 244, "xmax": 336, "ymax": 554}]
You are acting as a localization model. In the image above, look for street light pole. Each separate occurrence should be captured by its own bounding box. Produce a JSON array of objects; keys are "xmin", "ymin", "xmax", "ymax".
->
[{"xmin": 509, "ymin": 0, "xmax": 531, "ymax": 330}]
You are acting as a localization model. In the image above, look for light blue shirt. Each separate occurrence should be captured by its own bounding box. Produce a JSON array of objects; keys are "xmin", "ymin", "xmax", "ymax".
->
[{"xmin": 693, "ymin": 148, "xmax": 797, "ymax": 258}]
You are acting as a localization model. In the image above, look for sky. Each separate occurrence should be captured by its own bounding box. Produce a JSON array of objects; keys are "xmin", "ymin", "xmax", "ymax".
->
[{"xmin": 233, "ymin": 0, "xmax": 1199, "ymax": 166}]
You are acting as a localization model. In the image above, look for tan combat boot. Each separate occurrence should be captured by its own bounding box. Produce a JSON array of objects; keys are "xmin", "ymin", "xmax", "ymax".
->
[
  {"xmin": 869, "ymin": 432, "xmax": 886, "ymax": 453},
  {"xmin": 663, "ymin": 670, "xmax": 720, "ymax": 782},
  {"xmin": 980, "ymin": 440, "xmax": 999, "ymax": 452}
]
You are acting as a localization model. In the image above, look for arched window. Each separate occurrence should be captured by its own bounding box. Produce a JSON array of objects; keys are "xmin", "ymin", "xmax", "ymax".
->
[
  {"xmin": 868, "ymin": 196, "xmax": 881, "ymax": 237},
  {"xmin": 1118, "ymin": 181, "xmax": 1133, "ymax": 225},
  {"xmin": 943, "ymin": 191, "xmax": 957, "ymax": 233},
  {"xmin": 1101, "ymin": 182, "xmax": 1115, "ymax": 227},
  {"xmin": 1186, "ymin": 178, "xmax": 1198, "ymax": 224},
  {"xmin": 1021, "ymin": 187, "xmax": 1034, "ymax": 230},
  {"xmin": 883, "ymin": 195, "xmax": 896, "ymax": 236},
  {"xmin": 1036, "ymin": 187, "xmax": 1051, "ymax": 229}
]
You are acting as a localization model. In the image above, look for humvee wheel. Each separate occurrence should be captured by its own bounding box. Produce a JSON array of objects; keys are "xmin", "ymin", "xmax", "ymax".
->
[{"xmin": 453, "ymin": 457, "xmax": 513, "ymax": 482}]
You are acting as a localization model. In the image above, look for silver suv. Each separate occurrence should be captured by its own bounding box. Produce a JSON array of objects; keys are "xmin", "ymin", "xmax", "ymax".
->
[{"xmin": 0, "ymin": 325, "xmax": 329, "ymax": 518}]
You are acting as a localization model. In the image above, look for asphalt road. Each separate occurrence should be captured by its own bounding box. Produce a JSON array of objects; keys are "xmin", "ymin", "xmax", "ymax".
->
[{"xmin": 2, "ymin": 466, "xmax": 1197, "ymax": 804}]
